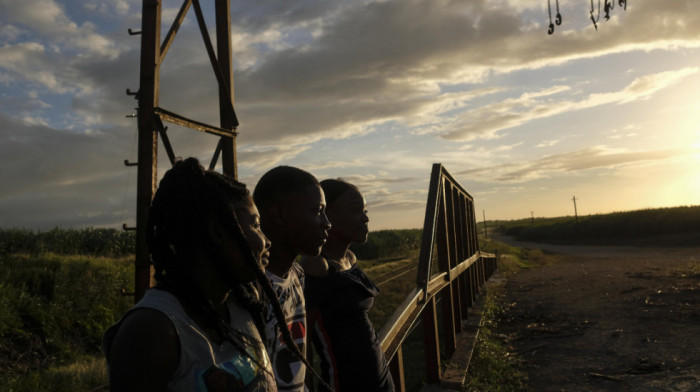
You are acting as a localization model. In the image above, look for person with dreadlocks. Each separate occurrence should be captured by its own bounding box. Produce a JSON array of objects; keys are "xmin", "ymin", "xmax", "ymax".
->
[
  {"xmin": 253, "ymin": 166, "xmax": 332, "ymax": 392},
  {"xmin": 300, "ymin": 179, "xmax": 394, "ymax": 392},
  {"xmin": 103, "ymin": 157, "xmax": 282, "ymax": 391}
]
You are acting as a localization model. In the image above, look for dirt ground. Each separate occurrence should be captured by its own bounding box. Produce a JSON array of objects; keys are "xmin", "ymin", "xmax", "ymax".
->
[{"xmin": 492, "ymin": 237, "xmax": 700, "ymax": 392}]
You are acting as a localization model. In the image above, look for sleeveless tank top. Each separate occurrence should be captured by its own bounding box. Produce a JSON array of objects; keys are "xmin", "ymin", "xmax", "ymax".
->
[{"xmin": 103, "ymin": 289, "xmax": 277, "ymax": 392}]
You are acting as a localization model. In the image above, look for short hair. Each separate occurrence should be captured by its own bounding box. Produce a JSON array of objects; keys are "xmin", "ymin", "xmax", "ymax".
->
[
  {"xmin": 320, "ymin": 178, "xmax": 360, "ymax": 207},
  {"xmin": 253, "ymin": 166, "xmax": 320, "ymax": 212}
]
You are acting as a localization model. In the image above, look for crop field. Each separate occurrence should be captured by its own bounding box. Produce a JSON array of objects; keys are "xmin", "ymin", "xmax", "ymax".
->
[
  {"xmin": 2, "ymin": 205, "xmax": 697, "ymax": 391},
  {"xmin": 0, "ymin": 228, "xmax": 423, "ymax": 392}
]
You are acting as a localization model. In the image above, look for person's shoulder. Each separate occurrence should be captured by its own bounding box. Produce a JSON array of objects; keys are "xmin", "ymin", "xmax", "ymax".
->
[
  {"xmin": 107, "ymin": 307, "xmax": 179, "ymax": 389},
  {"xmin": 298, "ymin": 255, "xmax": 329, "ymax": 277}
]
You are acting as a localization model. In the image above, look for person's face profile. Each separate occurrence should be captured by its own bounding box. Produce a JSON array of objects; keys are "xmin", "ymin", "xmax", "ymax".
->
[
  {"xmin": 283, "ymin": 184, "xmax": 331, "ymax": 256},
  {"xmin": 327, "ymin": 188, "xmax": 369, "ymax": 243},
  {"xmin": 236, "ymin": 199, "xmax": 271, "ymax": 270}
]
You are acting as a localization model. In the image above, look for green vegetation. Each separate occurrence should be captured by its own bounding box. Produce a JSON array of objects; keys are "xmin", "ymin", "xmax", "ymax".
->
[
  {"xmin": 462, "ymin": 238, "xmax": 559, "ymax": 392},
  {"xmin": 463, "ymin": 292, "xmax": 527, "ymax": 392},
  {"xmin": 1, "ymin": 206, "xmax": 694, "ymax": 391},
  {"xmin": 490, "ymin": 205, "xmax": 700, "ymax": 246},
  {"xmin": 0, "ymin": 227, "xmax": 422, "ymax": 391},
  {"xmin": 0, "ymin": 253, "xmax": 133, "ymax": 392},
  {"xmin": 0, "ymin": 228, "xmax": 134, "ymax": 257},
  {"xmin": 351, "ymin": 228, "xmax": 422, "ymax": 260}
]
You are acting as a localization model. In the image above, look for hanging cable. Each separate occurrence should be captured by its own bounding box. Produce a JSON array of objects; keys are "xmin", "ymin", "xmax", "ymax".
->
[
  {"xmin": 547, "ymin": 0, "xmax": 562, "ymax": 34},
  {"xmin": 590, "ymin": 0, "xmax": 600, "ymax": 30}
]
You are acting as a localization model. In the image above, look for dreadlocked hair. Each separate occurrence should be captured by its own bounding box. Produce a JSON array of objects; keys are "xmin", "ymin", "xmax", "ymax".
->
[{"xmin": 145, "ymin": 157, "xmax": 271, "ymax": 374}]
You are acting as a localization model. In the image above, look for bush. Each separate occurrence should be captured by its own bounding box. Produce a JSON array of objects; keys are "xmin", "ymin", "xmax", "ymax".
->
[
  {"xmin": 0, "ymin": 228, "xmax": 135, "ymax": 257},
  {"xmin": 0, "ymin": 254, "xmax": 133, "ymax": 389},
  {"xmin": 350, "ymin": 229, "xmax": 422, "ymax": 260}
]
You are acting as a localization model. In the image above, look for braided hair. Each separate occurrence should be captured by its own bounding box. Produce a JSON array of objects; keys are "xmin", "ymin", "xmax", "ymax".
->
[{"xmin": 146, "ymin": 158, "xmax": 330, "ymax": 389}]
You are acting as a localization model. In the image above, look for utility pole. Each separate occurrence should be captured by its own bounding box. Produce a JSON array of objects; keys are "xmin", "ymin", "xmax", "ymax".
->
[
  {"xmin": 482, "ymin": 209, "xmax": 488, "ymax": 239},
  {"xmin": 531, "ymin": 211, "xmax": 534, "ymax": 225},
  {"xmin": 127, "ymin": 0, "xmax": 239, "ymax": 302},
  {"xmin": 572, "ymin": 195, "xmax": 579, "ymax": 223}
]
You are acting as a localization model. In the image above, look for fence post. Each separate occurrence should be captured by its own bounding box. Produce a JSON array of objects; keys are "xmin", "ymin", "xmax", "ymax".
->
[
  {"xmin": 389, "ymin": 347, "xmax": 406, "ymax": 392},
  {"xmin": 423, "ymin": 296, "xmax": 441, "ymax": 384}
]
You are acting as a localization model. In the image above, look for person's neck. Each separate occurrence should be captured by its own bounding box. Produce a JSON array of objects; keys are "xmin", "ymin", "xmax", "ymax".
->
[
  {"xmin": 266, "ymin": 245, "xmax": 297, "ymax": 278},
  {"xmin": 189, "ymin": 252, "xmax": 231, "ymax": 314},
  {"xmin": 321, "ymin": 235, "xmax": 350, "ymax": 261}
]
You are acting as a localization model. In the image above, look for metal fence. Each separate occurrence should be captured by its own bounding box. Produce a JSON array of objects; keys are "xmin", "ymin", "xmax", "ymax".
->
[{"xmin": 378, "ymin": 163, "xmax": 497, "ymax": 391}]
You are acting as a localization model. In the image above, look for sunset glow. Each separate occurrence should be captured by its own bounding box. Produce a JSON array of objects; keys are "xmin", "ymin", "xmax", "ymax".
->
[{"xmin": 1, "ymin": 0, "xmax": 699, "ymax": 230}]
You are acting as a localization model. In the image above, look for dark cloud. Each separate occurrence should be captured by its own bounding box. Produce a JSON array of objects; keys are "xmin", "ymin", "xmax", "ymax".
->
[{"xmin": 0, "ymin": 113, "xmax": 135, "ymax": 228}]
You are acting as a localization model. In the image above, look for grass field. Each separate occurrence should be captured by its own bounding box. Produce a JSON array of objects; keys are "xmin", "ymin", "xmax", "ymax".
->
[
  {"xmin": 0, "ymin": 253, "xmax": 133, "ymax": 392},
  {"xmin": 485, "ymin": 205, "xmax": 700, "ymax": 246},
  {"xmin": 2, "ymin": 205, "xmax": 696, "ymax": 391}
]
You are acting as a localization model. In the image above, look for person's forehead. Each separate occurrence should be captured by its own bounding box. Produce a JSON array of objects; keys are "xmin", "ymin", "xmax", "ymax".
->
[
  {"xmin": 284, "ymin": 184, "xmax": 324, "ymax": 206},
  {"xmin": 236, "ymin": 200, "xmax": 260, "ymax": 222},
  {"xmin": 336, "ymin": 188, "xmax": 365, "ymax": 205}
]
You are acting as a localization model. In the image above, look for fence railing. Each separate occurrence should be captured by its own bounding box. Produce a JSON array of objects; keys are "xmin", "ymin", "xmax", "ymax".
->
[{"xmin": 377, "ymin": 163, "xmax": 497, "ymax": 391}]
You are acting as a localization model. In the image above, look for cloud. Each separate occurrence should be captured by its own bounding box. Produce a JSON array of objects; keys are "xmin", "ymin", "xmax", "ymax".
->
[
  {"xmin": 2, "ymin": 0, "xmax": 700, "ymax": 230},
  {"xmin": 0, "ymin": 113, "xmax": 136, "ymax": 228},
  {"xmin": 455, "ymin": 146, "xmax": 693, "ymax": 183},
  {"xmin": 440, "ymin": 67, "xmax": 698, "ymax": 141},
  {"xmin": 0, "ymin": 0, "xmax": 121, "ymax": 57}
]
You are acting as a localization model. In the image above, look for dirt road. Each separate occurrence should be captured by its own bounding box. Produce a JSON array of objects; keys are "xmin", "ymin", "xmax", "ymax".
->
[{"xmin": 492, "ymin": 236, "xmax": 700, "ymax": 391}]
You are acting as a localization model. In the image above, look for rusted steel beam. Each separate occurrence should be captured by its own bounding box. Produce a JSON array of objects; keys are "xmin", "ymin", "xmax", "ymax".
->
[
  {"xmin": 441, "ymin": 284, "xmax": 457, "ymax": 357},
  {"xmin": 451, "ymin": 278, "xmax": 462, "ymax": 332},
  {"xmin": 436, "ymin": 180, "xmax": 450, "ymax": 275},
  {"xmin": 191, "ymin": 0, "xmax": 238, "ymax": 129},
  {"xmin": 423, "ymin": 297, "xmax": 441, "ymax": 384},
  {"xmin": 215, "ymin": 0, "xmax": 237, "ymax": 178},
  {"xmin": 389, "ymin": 347, "xmax": 406, "ymax": 392},
  {"xmin": 134, "ymin": 0, "xmax": 161, "ymax": 303},
  {"xmin": 456, "ymin": 192, "xmax": 466, "ymax": 262},
  {"xmin": 379, "ymin": 287, "xmax": 424, "ymax": 357},
  {"xmin": 160, "ymin": 0, "xmax": 192, "ymax": 60},
  {"xmin": 459, "ymin": 272, "xmax": 470, "ymax": 316},
  {"xmin": 153, "ymin": 115, "xmax": 176, "ymax": 166},
  {"xmin": 154, "ymin": 107, "xmax": 237, "ymax": 138},
  {"xmin": 416, "ymin": 163, "xmax": 443, "ymax": 287},
  {"xmin": 209, "ymin": 138, "xmax": 223, "ymax": 171},
  {"xmin": 445, "ymin": 182, "xmax": 457, "ymax": 270}
]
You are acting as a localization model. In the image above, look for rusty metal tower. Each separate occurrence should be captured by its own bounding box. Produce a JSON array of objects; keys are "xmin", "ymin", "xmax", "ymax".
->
[{"xmin": 126, "ymin": 0, "xmax": 239, "ymax": 301}]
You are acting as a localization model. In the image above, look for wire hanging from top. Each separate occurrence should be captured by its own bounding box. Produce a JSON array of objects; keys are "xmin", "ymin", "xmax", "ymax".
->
[
  {"xmin": 547, "ymin": 0, "xmax": 562, "ymax": 34},
  {"xmin": 547, "ymin": 0, "xmax": 628, "ymax": 34}
]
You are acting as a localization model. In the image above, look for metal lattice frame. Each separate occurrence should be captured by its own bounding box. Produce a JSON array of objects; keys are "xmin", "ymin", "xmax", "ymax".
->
[{"xmin": 128, "ymin": 0, "xmax": 239, "ymax": 301}]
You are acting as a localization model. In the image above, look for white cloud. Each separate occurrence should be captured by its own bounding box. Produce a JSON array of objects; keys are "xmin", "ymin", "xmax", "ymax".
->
[
  {"xmin": 0, "ymin": 0, "xmax": 121, "ymax": 58},
  {"xmin": 456, "ymin": 146, "xmax": 694, "ymax": 183}
]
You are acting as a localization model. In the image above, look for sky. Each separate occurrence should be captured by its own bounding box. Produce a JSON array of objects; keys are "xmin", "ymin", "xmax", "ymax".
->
[{"xmin": 1, "ymin": 0, "xmax": 699, "ymax": 231}]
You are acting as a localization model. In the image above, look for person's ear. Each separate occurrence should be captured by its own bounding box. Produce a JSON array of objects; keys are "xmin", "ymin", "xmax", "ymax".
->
[
  {"xmin": 269, "ymin": 201, "xmax": 287, "ymax": 226},
  {"xmin": 207, "ymin": 220, "xmax": 228, "ymax": 246}
]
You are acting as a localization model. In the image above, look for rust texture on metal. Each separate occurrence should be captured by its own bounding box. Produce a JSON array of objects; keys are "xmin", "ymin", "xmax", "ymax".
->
[
  {"xmin": 154, "ymin": 107, "xmax": 237, "ymax": 138},
  {"xmin": 133, "ymin": 0, "xmax": 160, "ymax": 303},
  {"xmin": 378, "ymin": 164, "xmax": 497, "ymax": 391}
]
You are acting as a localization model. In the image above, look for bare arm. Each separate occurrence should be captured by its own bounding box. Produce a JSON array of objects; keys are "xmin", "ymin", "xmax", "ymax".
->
[{"xmin": 107, "ymin": 308, "xmax": 180, "ymax": 392}]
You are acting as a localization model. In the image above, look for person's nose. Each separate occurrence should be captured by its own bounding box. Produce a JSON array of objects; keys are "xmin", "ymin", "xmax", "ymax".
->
[
  {"xmin": 263, "ymin": 234, "xmax": 271, "ymax": 250},
  {"xmin": 321, "ymin": 211, "xmax": 332, "ymax": 231}
]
